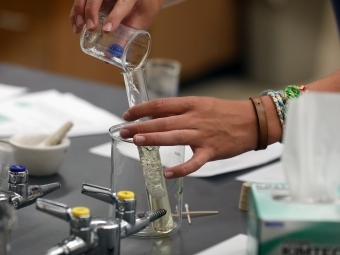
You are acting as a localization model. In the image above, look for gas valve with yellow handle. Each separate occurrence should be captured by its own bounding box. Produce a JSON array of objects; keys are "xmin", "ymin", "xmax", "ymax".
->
[
  {"xmin": 36, "ymin": 184, "xmax": 166, "ymax": 255},
  {"xmin": 81, "ymin": 183, "xmax": 139, "ymax": 226}
]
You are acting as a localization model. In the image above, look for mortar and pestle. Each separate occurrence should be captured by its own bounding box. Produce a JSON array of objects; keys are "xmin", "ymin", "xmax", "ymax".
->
[{"xmin": 1, "ymin": 121, "xmax": 73, "ymax": 176}]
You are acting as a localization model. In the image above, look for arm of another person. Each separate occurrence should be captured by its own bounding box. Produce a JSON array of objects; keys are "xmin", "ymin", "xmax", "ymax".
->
[
  {"xmin": 119, "ymin": 69, "xmax": 340, "ymax": 179},
  {"xmin": 70, "ymin": 0, "xmax": 185, "ymax": 34}
]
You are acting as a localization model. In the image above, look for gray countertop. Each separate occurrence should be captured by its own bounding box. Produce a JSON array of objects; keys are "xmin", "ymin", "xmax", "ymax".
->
[{"xmin": 0, "ymin": 63, "xmax": 260, "ymax": 255}]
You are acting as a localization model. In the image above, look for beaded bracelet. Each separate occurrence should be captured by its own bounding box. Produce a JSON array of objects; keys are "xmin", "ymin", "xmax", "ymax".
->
[
  {"xmin": 260, "ymin": 85, "xmax": 308, "ymax": 131},
  {"xmin": 267, "ymin": 91, "xmax": 286, "ymax": 129},
  {"xmin": 283, "ymin": 85, "xmax": 308, "ymax": 100}
]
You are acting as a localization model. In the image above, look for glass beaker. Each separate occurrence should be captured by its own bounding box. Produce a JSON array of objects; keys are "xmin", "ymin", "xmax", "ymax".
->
[
  {"xmin": 0, "ymin": 142, "xmax": 12, "ymax": 190},
  {"xmin": 144, "ymin": 58, "xmax": 181, "ymax": 99},
  {"xmin": 0, "ymin": 203, "xmax": 17, "ymax": 255},
  {"xmin": 109, "ymin": 122, "xmax": 184, "ymax": 238},
  {"xmin": 80, "ymin": 13, "xmax": 151, "ymax": 71}
]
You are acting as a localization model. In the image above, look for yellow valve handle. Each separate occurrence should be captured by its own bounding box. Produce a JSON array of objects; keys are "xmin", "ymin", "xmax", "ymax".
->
[
  {"xmin": 117, "ymin": 190, "xmax": 135, "ymax": 200},
  {"xmin": 72, "ymin": 207, "xmax": 90, "ymax": 217}
]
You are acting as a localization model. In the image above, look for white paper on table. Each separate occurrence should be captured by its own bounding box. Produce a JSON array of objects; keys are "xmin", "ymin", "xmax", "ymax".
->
[
  {"xmin": 90, "ymin": 142, "xmax": 111, "ymax": 157},
  {"xmin": 188, "ymin": 143, "xmax": 283, "ymax": 177},
  {"xmin": 0, "ymin": 89, "xmax": 123, "ymax": 137},
  {"xmin": 236, "ymin": 161, "xmax": 285, "ymax": 183},
  {"xmin": 89, "ymin": 142, "xmax": 283, "ymax": 177},
  {"xmin": 0, "ymin": 83, "xmax": 27, "ymax": 102},
  {"xmin": 194, "ymin": 234, "xmax": 247, "ymax": 255}
]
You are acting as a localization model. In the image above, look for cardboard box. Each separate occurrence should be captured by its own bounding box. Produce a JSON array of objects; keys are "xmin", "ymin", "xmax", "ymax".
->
[{"xmin": 247, "ymin": 183, "xmax": 340, "ymax": 255}]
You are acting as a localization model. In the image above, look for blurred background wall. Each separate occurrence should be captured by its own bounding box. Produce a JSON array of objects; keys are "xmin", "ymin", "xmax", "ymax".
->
[
  {"xmin": 0, "ymin": 0, "xmax": 339, "ymax": 89},
  {"xmin": 244, "ymin": 0, "xmax": 340, "ymax": 85}
]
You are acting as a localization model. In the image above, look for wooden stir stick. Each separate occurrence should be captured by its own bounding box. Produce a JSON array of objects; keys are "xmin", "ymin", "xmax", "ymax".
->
[{"xmin": 185, "ymin": 203, "xmax": 191, "ymax": 225}]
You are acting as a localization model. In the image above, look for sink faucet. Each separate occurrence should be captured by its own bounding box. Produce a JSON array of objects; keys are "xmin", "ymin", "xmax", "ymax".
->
[
  {"xmin": 37, "ymin": 185, "xmax": 166, "ymax": 255},
  {"xmin": 0, "ymin": 165, "xmax": 61, "ymax": 209}
]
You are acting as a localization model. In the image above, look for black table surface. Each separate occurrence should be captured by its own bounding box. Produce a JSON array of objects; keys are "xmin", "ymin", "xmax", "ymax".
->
[{"xmin": 0, "ymin": 63, "xmax": 269, "ymax": 255}]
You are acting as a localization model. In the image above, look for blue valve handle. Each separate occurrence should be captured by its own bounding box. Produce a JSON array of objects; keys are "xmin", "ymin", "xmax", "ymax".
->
[{"xmin": 9, "ymin": 165, "xmax": 26, "ymax": 172}]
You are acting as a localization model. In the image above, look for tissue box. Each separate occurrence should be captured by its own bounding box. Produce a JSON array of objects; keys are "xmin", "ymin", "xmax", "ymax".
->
[{"xmin": 247, "ymin": 183, "xmax": 340, "ymax": 254}]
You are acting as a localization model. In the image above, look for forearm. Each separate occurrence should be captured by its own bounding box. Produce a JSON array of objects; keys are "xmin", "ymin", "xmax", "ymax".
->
[
  {"xmin": 306, "ymin": 69, "xmax": 340, "ymax": 92},
  {"xmin": 259, "ymin": 69, "xmax": 340, "ymax": 148}
]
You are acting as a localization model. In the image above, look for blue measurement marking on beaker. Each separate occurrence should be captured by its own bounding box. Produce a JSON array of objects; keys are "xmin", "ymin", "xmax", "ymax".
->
[{"xmin": 107, "ymin": 44, "xmax": 124, "ymax": 58}]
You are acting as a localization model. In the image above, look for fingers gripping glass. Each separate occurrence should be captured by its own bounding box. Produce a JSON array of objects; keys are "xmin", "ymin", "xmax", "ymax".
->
[{"xmin": 80, "ymin": 14, "xmax": 151, "ymax": 71}]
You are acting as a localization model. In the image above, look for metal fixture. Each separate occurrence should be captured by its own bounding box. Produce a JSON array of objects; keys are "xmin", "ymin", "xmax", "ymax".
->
[
  {"xmin": 37, "ymin": 183, "xmax": 166, "ymax": 255},
  {"xmin": 0, "ymin": 165, "xmax": 61, "ymax": 209}
]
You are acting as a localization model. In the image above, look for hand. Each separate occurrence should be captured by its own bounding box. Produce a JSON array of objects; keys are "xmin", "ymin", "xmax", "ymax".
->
[
  {"xmin": 120, "ymin": 96, "xmax": 259, "ymax": 178},
  {"xmin": 70, "ymin": 0, "xmax": 164, "ymax": 34}
]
